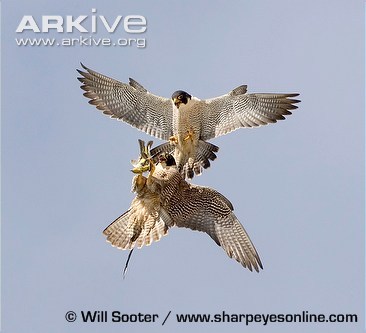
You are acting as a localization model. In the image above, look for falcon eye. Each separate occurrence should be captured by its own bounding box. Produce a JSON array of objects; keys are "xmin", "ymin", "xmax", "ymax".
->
[{"xmin": 178, "ymin": 95, "xmax": 183, "ymax": 100}]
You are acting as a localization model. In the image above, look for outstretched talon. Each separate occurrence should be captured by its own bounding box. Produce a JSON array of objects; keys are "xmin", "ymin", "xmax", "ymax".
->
[
  {"xmin": 169, "ymin": 135, "xmax": 179, "ymax": 145},
  {"xmin": 183, "ymin": 130, "xmax": 194, "ymax": 142}
]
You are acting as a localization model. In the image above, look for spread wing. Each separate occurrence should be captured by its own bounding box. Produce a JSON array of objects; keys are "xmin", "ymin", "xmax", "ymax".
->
[
  {"xmin": 200, "ymin": 85, "xmax": 300, "ymax": 140},
  {"xmin": 170, "ymin": 185, "xmax": 263, "ymax": 272},
  {"xmin": 77, "ymin": 64, "xmax": 174, "ymax": 140}
]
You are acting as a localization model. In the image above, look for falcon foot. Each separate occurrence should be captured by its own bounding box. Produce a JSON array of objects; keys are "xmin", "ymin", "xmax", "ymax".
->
[
  {"xmin": 169, "ymin": 135, "xmax": 179, "ymax": 145},
  {"xmin": 183, "ymin": 130, "xmax": 194, "ymax": 142}
]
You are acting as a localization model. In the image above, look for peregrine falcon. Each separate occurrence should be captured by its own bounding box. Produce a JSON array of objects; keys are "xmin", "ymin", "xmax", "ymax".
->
[
  {"xmin": 78, "ymin": 64, "xmax": 300, "ymax": 179},
  {"xmin": 103, "ymin": 140, "xmax": 263, "ymax": 272}
]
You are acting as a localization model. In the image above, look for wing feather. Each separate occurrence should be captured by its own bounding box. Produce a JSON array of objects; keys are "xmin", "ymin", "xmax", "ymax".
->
[
  {"xmin": 201, "ymin": 86, "xmax": 300, "ymax": 140},
  {"xmin": 77, "ymin": 64, "xmax": 174, "ymax": 140},
  {"xmin": 169, "ymin": 185, "xmax": 262, "ymax": 271}
]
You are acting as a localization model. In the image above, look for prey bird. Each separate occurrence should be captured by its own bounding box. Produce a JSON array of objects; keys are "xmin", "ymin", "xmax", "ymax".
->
[
  {"xmin": 103, "ymin": 140, "xmax": 263, "ymax": 272},
  {"xmin": 77, "ymin": 64, "xmax": 300, "ymax": 179}
]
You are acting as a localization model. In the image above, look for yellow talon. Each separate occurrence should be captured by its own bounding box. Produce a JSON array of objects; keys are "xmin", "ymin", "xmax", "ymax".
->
[
  {"xmin": 183, "ymin": 130, "xmax": 194, "ymax": 142},
  {"xmin": 169, "ymin": 135, "xmax": 179, "ymax": 145}
]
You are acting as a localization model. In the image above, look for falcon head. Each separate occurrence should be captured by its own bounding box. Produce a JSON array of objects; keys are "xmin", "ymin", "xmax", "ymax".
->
[
  {"xmin": 172, "ymin": 90, "xmax": 192, "ymax": 109},
  {"xmin": 158, "ymin": 153, "xmax": 176, "ymax": 168}
]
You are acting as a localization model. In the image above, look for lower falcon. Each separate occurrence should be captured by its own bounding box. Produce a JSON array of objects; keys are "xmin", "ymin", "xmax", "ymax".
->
[{"xmin": 103, "ymin": 140, "xmax": 263, "ymax": 272}]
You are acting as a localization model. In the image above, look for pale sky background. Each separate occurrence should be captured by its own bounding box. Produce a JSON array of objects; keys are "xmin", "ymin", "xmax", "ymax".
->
[{"xmin": 2, "ymin": 1, "xmax": 365, "ymax": 333}]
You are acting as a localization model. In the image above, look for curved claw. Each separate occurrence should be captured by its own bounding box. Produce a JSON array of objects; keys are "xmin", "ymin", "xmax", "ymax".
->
[
  {"xmin": 169, "ymin": 135, "xmax": 179, "ymax": 145},
  {"xmin": 183, "ymin": 130, "xmax": 194, "ymax": 142}
]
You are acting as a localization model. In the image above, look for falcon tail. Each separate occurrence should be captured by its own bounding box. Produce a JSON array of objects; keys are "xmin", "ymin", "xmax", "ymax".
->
[
  {"xmin": 103, "ymin": 210, "xmax": 169, "ymax": 250},
  {"xmin": 150, "ymin": 140, "xmax": 219, "ymax": 179},
  {"xmin": 183, "ymin": 141, "xmax": 219, "ymax": 179},
  {"xmin": 150, "ymin": 142, "xmax": 174, "ymax": 162}
]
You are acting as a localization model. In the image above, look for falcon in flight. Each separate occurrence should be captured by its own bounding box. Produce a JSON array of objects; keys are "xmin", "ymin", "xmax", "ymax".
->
[
  {"xmin": 78, "ymin": 64, "xmax": 300, "ymax": 179},
  {"xmin": 103, "ymin": 140, "xmax": 263, "ymax": 272}
]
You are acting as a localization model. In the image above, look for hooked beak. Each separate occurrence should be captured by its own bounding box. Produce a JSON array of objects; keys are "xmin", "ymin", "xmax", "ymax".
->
[
  {"xmin": 158, "ymin": 154, "xmax": 167, "ymax": 164},
  {"xmin": 173, "ymin": 97, "xmax": 181, "ymax": 108}
]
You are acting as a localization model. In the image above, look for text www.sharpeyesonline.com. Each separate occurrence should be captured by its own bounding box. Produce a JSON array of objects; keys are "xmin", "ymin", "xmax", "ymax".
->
[{"xmin": 174, "ymin": 310, "xmax": 358, "ymax": 326}]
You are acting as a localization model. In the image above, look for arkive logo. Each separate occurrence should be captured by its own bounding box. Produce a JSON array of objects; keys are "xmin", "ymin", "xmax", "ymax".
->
[
  {"xmin": 15, "ymin": 8, "xmax": 147, "ymax": 48},
  {"xmin": 16, "ymin": 8, "xmax": 147, "ymax": 33}
]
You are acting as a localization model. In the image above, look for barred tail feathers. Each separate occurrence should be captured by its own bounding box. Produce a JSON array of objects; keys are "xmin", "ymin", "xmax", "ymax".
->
[{"xmin": 183, "ymin": 140, "xmax": 219, "ymax": 179}]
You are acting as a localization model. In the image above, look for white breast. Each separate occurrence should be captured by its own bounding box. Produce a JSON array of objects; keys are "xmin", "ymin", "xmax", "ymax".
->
[{"xmin": 173, "ymin": 97, "xmax": 202, "ymax": 137}]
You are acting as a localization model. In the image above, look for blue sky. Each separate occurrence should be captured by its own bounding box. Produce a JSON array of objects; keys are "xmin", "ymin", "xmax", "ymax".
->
[{"xmin": 2, "ymin": 1, "xmax": 365, "ymax": 332}]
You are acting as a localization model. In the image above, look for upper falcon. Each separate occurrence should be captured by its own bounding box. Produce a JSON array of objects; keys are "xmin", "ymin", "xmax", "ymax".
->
[{"xmin": 78, "ymin": 64, "xmax": 300, "ymax": 179}]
